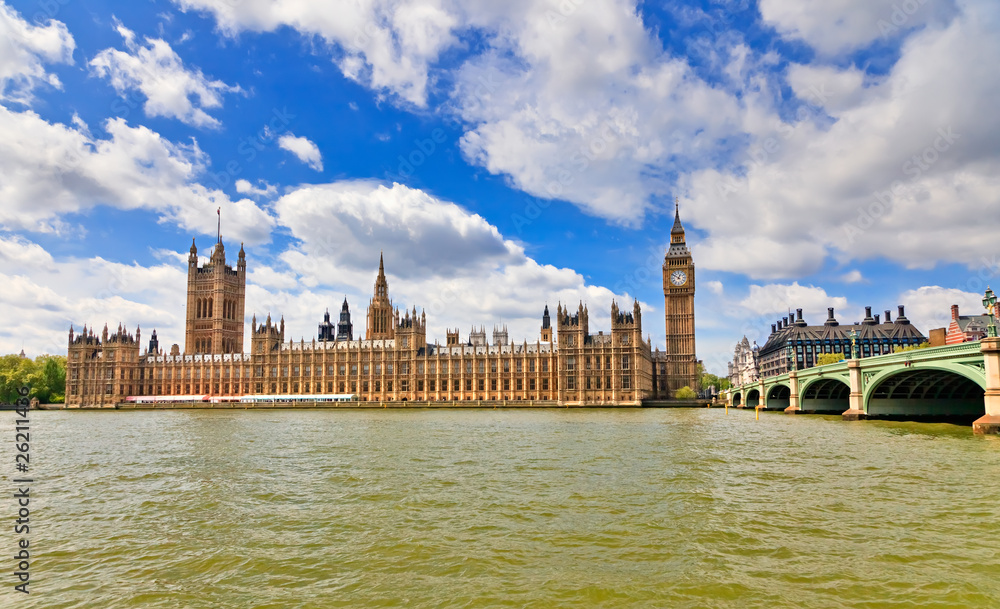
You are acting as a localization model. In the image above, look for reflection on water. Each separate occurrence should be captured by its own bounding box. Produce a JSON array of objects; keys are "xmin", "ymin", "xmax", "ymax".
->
[{"xmin": 4, "ymin": 408, "xmax": 999, "ymax": 608}]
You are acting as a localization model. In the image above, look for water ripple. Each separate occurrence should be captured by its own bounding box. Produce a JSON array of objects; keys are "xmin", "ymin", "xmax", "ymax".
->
[{"xmin": 2, "ymin": 408, "xmax": 999, "ymax": 607}]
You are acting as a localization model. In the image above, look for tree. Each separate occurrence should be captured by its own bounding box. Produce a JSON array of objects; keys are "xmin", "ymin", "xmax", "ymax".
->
[
  {"xmin": 0, "ymin": 354, "xmax": 66, "ymax": 404},
  {"xmin": 893, "ymin": 342, "xmax": 931, "ymax": 353},
  {"xmin": 674, "ymin": 386, "xmax": 697, "ymax": 399},
  {"xmin": 816, "ymin": 353, "xmax": 845, "ymax": 366},
  {"xmin": 698, "ymin": 363, "xmax": 731, "ymax": 391},
  {"xmin": 30, "ymin": 355, "xmax": 66, "ymax": 403}
]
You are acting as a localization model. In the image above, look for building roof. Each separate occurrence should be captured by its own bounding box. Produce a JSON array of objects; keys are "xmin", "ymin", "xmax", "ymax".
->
[
  {"xmin": 666, "ymin": 202, "xmax": 690, "ymax": 258},
  {"xmin": 956, "ymin": 314, "xmax": 991, "ymax": 333},
  {"xmin": 758, "ymin": 307, "xmax": 925, "ymax": 357},
  {"xmin": 670, "ymin": 202, "xmax": 685, "ymax": 234}
]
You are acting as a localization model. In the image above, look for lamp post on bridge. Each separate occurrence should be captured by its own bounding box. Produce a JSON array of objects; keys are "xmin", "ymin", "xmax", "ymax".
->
[
  {"xmin": 849, "ymin": 329, "xmax": 859, "ymax": 360},
  {"xmin": 983, "ymin": 287, "xmax": 997, "ymax": 338},
  {"xmin": 786, "ymin": 341, "xmax": 796, "ymax": 372}
]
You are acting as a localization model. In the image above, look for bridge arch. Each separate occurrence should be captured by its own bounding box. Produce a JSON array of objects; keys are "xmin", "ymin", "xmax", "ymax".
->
[
  {"xmin": 765, "ymin": 383, "xmax": 791, "ymax": 410},
  {"xmin": 863, "ymin": 363, "xmax": 986, "ymax": 422},
  {"xmin": 746, "ymin": 388, "xmax": 760, "ymax": 407},
  {"xmin": 798, "ymin": 376, "xmax": 851, "ymax": 414},
  {"xmin": 732, "ymin": 391, "xmax": 742, "ymax": 407}
]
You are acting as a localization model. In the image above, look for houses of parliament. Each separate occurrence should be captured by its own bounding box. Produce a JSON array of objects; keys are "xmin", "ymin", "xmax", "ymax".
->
[{"xmin": 65, "ymin": 207, "xmax": 698, "ymax": 407}]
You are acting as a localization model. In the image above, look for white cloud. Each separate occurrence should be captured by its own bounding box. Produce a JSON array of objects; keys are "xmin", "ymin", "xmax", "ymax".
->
[
  {"xmin": 89, "ymin": 21, "xmax": 240, "ymax": 127},
  {"xmin": 172, "ymin": 0, "xmax": 457, "ymax": 106},
  {"xmin": 173, "ymin": 0, "xmax": 750, "ymax": 225},
  {"xmin": 452, "ymin": 1, "xmax": 747, "ymax": 226},
  {"xmin": 695, "ymin": 234, "xmax": 827, "ymax": 280},
  {"xmin": 0, "ymin": 2, "xmax": 75, "ymax": 104},
  {"xmin": 0, "ymin": 105, "xmax": 275, "ymax": 243},
  {"xmin": 759, "ymin": 0, "xmax": 957, "ymax": 56},
  {"xmin": 270, "ymin": 180, "xmax": 649, "ymax": 345},
  {"xmin": 685, "ymin": 0, "xmax": 1000, "ymax": 277},
  {"xmin": 840, "ymin": 270, "xmax": 865, "ymax": 283},
  {"xmin": 0, "ymin": 235, "xmax": 189, "ymax": 356},
  {"xmin": 898, "ymin": 285, "xmax": 985, "ymax": 333},
  {"xmin": 786, "ymin": 63, "xmax": 867, "ymax": 113},
  {"xmin": 248, "ymin": 264, "xmax": 299, "ymax": 291},
  {"xmin": 169, "ymin": 0, "xmax": 1000, "ymax": 280},
  {"xmin": 739, "ymin": 282, "xmax": 848, "ymax": 318},
  {"xmin": 235, "ymin": 178, "xmax": 277, "ymax": 198},
  {"xmin": 275, "ymin": 180, "xmax": 513, "ymax": 279},
  {"xmin": 278, "ymin": 133, "xmax": 323, "ymax": 171}
]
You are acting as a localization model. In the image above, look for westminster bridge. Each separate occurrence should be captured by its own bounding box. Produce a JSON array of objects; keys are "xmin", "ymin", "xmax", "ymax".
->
[{"xmin": 723, "ymin": 337, "xmax": 1000, "ymax": 434}]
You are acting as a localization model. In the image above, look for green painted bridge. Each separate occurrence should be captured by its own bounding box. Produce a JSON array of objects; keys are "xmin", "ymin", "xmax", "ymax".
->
[{"xmin": 723, "ymin": 337, "xmax": 1000, "ymax": 434}]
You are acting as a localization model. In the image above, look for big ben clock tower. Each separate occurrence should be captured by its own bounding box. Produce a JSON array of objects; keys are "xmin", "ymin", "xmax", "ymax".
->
[{"xmin": 662, "ymin": 200, "xmax": 698, "ymax": 393}]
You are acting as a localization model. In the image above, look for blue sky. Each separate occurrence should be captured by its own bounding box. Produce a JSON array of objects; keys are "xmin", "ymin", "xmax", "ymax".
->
[{"xmin": 1, "ymin": 0, "xmax": 998, "ymax": 375}]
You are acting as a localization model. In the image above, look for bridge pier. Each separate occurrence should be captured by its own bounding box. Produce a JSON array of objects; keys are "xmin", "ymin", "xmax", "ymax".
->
[
  {"xmin": 784, "ymin": 370, "xmax": 800, "ymax": 414},
  {"xmin": 842, "ymin": 359, "xmax": 866, "ymax": 421},
  {"xmin": 974, "ymin": 337, "xmax": 1000, "ymax": 434}
]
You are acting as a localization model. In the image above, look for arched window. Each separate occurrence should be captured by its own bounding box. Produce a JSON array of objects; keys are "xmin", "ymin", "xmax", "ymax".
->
[
  {"xmin": 196, "ymin": 299, "xmax": 202, "ymax": 318},
  {"xmin": 208, "ymin": 298, "xmax": 213, "ymax": 317}
]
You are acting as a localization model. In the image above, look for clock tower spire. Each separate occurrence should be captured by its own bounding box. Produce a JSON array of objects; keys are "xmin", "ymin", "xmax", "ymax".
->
[{"xmin": 662, "ymin": 198, "xmax": 698, "ymax": 393}]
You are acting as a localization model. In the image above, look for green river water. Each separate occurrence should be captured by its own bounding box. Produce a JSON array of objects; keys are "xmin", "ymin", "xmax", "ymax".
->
[{"xmin": 1, "ymin": 408, "xmax": 998, "ymax": 608}]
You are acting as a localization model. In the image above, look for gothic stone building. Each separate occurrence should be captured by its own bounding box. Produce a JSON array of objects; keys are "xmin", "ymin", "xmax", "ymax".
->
[{"xmin": 66, "ymin": 209, "xmax": 699, "ymax": 406}]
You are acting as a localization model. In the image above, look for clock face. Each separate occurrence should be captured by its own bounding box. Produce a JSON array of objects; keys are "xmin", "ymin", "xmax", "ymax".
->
[{"xmin": 670, "ymin": 270, "xmax": 687, "ymax": 286}]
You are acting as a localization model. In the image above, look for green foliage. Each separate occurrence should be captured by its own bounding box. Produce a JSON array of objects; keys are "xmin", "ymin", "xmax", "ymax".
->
[
  {"xmin": 0, "ymin": 354, "xmax": 66, "ymax": 404},
  {"xmin": 697, "ymin": 363, "xmax": 731, "ymax": 391},
  {"xmin": 892, "ymin": 342, "xmax": 931, "ymax": 353},
  {"xmin": 699, "ymin": 372, "xmax": 731, "ymax": 391},
  {"xmin": 673, "ymin": 386, "xmax": 697, "ymax": 399},
  {"xmin": 816, "ymin": 353, "xmax": 845, "ymax": 366}
]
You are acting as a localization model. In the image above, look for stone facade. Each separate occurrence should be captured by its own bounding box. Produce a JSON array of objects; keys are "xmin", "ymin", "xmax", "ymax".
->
[
  {"xmin": 66, "ymin": 209, "xmax": 697, "ymax": 407},
  {"xmin": 727, "ymin": 336, "xmax": 759, "ymax": 388},
  {"xmin": 184, "ymin": 238, "xmax": 246, "ymax": 354},
  {"xmin": 658, "ymin": 202, "xmax": 698, "ymax": 393}
]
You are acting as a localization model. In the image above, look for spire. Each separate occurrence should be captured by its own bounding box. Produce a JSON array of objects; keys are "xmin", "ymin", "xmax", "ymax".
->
[
  {"xmin": 379, "ymin": 251, "xmax": 384, "ymax": 273},
  {"xmin": 671, "ymin": 197, "xmax": 685, "ymax": 234},
  {"xmin": 217, "ymin": 206, "xmax": 222, "ymax": 245}
]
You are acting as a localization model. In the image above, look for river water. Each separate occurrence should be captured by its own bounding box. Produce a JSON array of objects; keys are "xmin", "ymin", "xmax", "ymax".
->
[{"xmin": 2, "ymin": 408, "xmax": 998, "ymax": 608}]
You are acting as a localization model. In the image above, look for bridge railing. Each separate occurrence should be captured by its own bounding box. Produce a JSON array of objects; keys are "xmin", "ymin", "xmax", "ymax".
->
[
  {"xmin": 727, "ymin": 341, "xmax": 985, "ymax": 395},
  {"xmin": 868, "ymin": 340, "xmax": 982, "ymax": 366}
]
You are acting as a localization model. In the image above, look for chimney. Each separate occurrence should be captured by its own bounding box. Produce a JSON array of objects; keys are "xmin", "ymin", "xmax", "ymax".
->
[
  {"xmin": 796, "ymin": 308, "xmax": 803, "ymax": 321},
  {"xmin": 771, "ymin": 324, "xmax": 777, "ymax": 334},
  {"xmin": 897, "ymin": 305, "xmax": 909, "ymax": 324},
  {"xmin": 865, "ymin": 306, "xmax": 873, "ymax": 319},
  {"xmin": 783, "ymin": 316, "xmax": 789, "ymax": 327},
  {"xmin": 825, "ymin": 307, "xmax": 839, "ymax": 327},
  {"xmin": 874, "ymin": 314, "xmax": 880, "ymax": 324},
  {"xmin": 951, "ymin": 304, "xmax": 959, "ymax": 321},
  {"xmin": 884, "ymin": 310, "xmax": 892, "ymax": 323}
]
